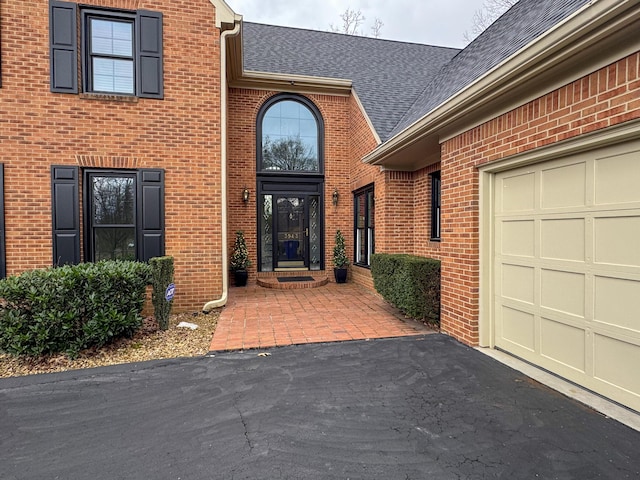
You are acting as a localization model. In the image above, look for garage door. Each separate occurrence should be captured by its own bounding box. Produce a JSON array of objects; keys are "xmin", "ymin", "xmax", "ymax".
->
[{"xmin": 494, "ymin": 140, "xmax": 640, "ymax": 412}]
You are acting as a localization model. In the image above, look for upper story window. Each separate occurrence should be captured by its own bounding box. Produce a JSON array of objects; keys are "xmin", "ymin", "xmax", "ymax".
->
[
  {"xmin": 257, "ymin": 95, "xmax": 323, "ymax": 174},
  {"xmin": 86, "ymin": 16, "xmax": 135, "ymax": 94},
  {"xmin": 49, "ymin": 1, "xmax": 163, "ymax": 98}
]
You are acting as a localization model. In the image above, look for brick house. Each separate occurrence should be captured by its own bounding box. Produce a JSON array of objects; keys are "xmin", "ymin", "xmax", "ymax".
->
[{"xmin": 1, "ymin": 0, "xmax": 639, "ymax": 410}]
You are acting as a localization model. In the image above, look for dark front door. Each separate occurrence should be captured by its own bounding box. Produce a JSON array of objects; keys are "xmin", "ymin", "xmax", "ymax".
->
[
  {"xmin": 258, "ymin": 191, "xmax": 322, "ymax": 272},
  {"xmin": 275, "ymin": 196, "xmax": 308, "ymax": 270}
]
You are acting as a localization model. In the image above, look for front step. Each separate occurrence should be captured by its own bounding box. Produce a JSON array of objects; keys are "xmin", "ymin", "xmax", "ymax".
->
[{"xmin": 257, "ymin": 275, "xmax": 330, "ymax": 289}]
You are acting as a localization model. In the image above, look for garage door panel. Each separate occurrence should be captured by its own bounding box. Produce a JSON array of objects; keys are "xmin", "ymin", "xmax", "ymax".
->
[
  {"xmin": 492, "ymin": 139, "xmax": 640, "ymax": 413},
  {"xmin": 541, "ymin": 161, "xmax": 586, "ymax": 209},
  {"xmin": 594, "ymin": 276, "xmax": 640, "ymax": 333},
  {"xmin": 595, "ymin": 149, "xmax": 640, "ymax": 205},
  {"xmin": 540, "ymin": 269, "xmax": 585, "ymax": 318},
  {"xmin": 501, "ymin": 306, "xmax": 535, "ymax": 351},
  {"xmin": 500, "ymin": 220, "xmax": 535, "ymax": 257},
  {"xmin": 540, "ymin": 218, "xmax": 585, "ymax": 262},
  {"xmin": 593, "ymin": 334, "xmax": 640, "ymax": 396},
  {"xmin": 540, "ymin": 317, "xmax": 586, "ymax": 373},
  {"xmin": 594, "ymin": 215, "xmax": 640, "ymax": 267},
  {"xmin": 501, "ymin": 264, "xmax": 535, "ymax": 304},
  {"xmin": 499, "ymin": 172, "xmax": 536, "ymax": 212}
]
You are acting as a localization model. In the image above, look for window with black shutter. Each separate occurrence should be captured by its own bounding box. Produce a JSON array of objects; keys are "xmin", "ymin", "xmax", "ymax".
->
[
  {"xmin": 49, "ymin": 1, "xmax": 163, "ymax": 98},
  {"xmin": 51, "ymin": 167, "xmax": 165, "ymax": 265}
]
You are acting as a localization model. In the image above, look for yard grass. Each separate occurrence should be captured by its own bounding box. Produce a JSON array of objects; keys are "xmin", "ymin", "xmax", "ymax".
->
[{"xmin": 0, "ymin": 310, "xmax": 220, "ymax": 378}]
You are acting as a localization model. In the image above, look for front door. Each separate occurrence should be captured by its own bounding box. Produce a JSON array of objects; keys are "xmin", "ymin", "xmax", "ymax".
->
[
  {"xmin": 275, "ymin": 196, "xmax": 307, "ymax": 270},
  {"xmin": 258, "ymin": 192, "xmax": 322, "ymax": 272}
]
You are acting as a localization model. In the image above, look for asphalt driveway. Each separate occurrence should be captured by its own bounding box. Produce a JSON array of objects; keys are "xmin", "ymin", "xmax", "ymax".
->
[{"xmin": 1, "ymin": 335, "xmax": 639, "ymax": 479}]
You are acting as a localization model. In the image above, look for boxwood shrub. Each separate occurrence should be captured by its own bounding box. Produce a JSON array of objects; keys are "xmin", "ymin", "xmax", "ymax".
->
[
  {"xmin": 0, "ymin": 260, "xmax": 151, "ymax": 358},
  {"xmin": 370, "ymin": 253, "xmax": 440, "ymax": 325}
]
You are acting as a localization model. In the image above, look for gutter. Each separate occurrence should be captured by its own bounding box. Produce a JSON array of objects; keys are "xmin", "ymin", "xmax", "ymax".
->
[
  {"xmin": 202, "ymin": 15, "xmax": 242, "ymax": 313},
  {"xmin": 363, "ymin": 0, "xmax": 635, "ymax": 166}
]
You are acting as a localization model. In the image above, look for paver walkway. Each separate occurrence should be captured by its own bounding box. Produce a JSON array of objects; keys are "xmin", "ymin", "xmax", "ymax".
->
[{"xmin": 209, "ymin": 282, "xmax": 432, "ymax": 351}]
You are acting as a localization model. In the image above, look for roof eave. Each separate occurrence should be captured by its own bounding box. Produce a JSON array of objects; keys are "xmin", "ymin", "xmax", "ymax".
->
[
  {"xmin": 364, "ymin": 0, "xmax": 640, "ymax": 170},
  {"xmin": 209, "ymin": 0, "xmax": 242, "ymax": 29},
  {"xmin": 229, "ymin": 70, "xmax": 352, "ymax": 96}
]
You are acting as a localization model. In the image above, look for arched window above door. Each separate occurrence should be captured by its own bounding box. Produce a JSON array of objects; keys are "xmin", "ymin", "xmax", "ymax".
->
[{"xmin": 257, "ymin": 95, "xmax": 324, "ymax": 174}]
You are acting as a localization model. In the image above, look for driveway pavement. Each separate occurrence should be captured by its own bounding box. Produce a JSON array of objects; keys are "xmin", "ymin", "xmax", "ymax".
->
[{"xmin": 1, "ymin": 335, "xmax": 639, "ymax": 479}]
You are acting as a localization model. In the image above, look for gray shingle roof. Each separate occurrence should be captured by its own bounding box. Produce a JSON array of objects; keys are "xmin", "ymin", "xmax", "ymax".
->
[
  {"xmin": 389, "ymin": 0, "xmax": 591, "ymax": 138},
  {"xmin": 242, "ymin": 0, "xmax": 591, "ymax": 143},
  {"xmin": 242, "ymin": 23, "xmax": 459, "ymax": 142}
]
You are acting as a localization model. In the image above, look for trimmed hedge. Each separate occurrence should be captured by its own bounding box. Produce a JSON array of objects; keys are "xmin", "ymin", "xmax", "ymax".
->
[
  {"xmin": 370, "ymin": 253, "xmax": 440, "ymax": 324},
  {"xmin": 0, "ymin": 261, "xmax": 151, "ymax": 358}
]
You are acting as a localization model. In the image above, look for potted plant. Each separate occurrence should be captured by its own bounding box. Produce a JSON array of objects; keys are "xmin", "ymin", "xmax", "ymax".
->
[
  {"xmin": 230, "ymin": 230, "xmax": 251, "ymax": 287},
  {"xmin": 333, "ymin": 229, "xmax": 349, "ymax": 283}
]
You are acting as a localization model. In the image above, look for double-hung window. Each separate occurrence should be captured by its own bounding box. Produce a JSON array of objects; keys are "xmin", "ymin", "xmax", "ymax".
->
[
  {"xmin": 86, "ymin": 16, "xmax": 135, "ymax": 95},
  {"xmin": 354, "ymin": 186, "xmax": 375, "ymax": 267},
  {"xmin": 87, "ymin": 172, "xmax": 137, "ymax": 261},
  {"xmin": 51, "ymin": 166, "xmax": 165, "ymax": 266},
  {"xmin": 49, "ymin": 1, "xmax": 163, "ymax": 98}
]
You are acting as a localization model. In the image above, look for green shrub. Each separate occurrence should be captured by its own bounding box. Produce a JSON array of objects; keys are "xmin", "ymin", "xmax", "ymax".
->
[
  {"xmin": 0, "ymin": 261, "xmax": 151, "ymax": 358},
  {"xmin": 149, "ymin": 256, "xmax": 174, "ymax": 331},
  {"xmin": 370, "ymin": 253, "xmax": 440, "ymax": 324}
]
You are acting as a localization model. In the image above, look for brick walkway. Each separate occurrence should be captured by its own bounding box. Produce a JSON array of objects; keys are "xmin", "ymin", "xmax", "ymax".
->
[{"xmin": 209, "ymin": 282, "xmax": 432, "ymax": 352}]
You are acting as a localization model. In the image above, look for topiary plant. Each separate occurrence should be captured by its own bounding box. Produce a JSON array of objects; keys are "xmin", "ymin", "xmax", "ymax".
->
[
  {"xmin": 333, "ymin": 229, "xmax": 350, "ymax": 269},
  {"xmin": 230, "ymin": 231, "xmax": 251, "ymax": 272}
]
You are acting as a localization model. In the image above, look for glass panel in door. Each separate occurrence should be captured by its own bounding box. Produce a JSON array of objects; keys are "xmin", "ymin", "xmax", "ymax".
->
[
  {"xmin": 276, "ymin": 196, "xmax": 307, "ymax": 269},
  {"xmin": 259, "ymin": 194, "xmax": 273, "ymax": 271},
  {"xmin": 309, "ymin": 195, "xmax": 321, "ymax": 271}
]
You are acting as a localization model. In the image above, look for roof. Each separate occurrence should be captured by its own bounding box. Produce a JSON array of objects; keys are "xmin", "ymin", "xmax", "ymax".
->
[
  {"xmin": 241, "ymin": 0, "xmax": 591, "ymax": 143},
  {"xmin": 242, "ymin": 23, "xmax": 459, "ymax": 142},
  {"xmin": 389, "ymin": 0, "xmax": 592, "ymax": 138}
]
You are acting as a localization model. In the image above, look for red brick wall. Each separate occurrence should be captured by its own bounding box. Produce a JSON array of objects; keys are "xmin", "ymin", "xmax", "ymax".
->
[
  {"xmin": 440, "ymin": 52, "xmax": 640, "ymax": 345},
  {"xmin": 0, "ymin": 0, "xmax": 224, "ymax": 310},
  {"xmin": 227, "ymin": 88, "xmax": 353, "ymax": 281},
  {"xmin": 348, "ymin": 95, "xmax": 384, "ymax": 289},
  {"xmin": 347, "ymin": 99, "xmax": 443, "ymax": 288},
  {"xmin": 413, "ymin": 163, "xmax": 441, "ymax": 260}
]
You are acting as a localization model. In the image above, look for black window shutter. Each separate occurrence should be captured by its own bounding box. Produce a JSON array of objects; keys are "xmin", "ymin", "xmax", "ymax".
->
[
  {"xmin": 49, "ymin": 0, "xmax": 78, "ymax": 94},
  {"xmin": 0, "ymin": 165, "xmax": 6, "ymax": 278},
  {"xmin": 137, "ymin": 169, "xmax": 165, "ymax": 261},
  {"xmin": 51, "ymin": 166, "xmax": 80, "ymax": 265},
  {"xmin": 136, "ymin": 10, "xmax": 163, "ymax": 99}
]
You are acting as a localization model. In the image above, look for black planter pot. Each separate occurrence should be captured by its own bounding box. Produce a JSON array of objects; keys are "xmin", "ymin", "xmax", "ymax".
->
[
  {"xmin": 334, "ymin": 267, "xmax": 348, "ymax": 284},
  {"xmin": 234, "ymin": 270, "xmax": 248, "ymax": 287}
]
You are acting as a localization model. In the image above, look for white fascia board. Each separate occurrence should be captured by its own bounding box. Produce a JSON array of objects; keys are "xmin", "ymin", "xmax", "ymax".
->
[
  {"xmin": 230, "ymin": 70, "xmax": 352, "ymax": 96},
  {"xmin": 209, "ymin": 0, "xmax": 242, "ymax": 29}
]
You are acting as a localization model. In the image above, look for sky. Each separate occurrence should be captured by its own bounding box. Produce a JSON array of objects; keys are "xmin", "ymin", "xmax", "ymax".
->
[{"xmin": 224, "ymin": 0, "xmax": 489, "ymax": 49}]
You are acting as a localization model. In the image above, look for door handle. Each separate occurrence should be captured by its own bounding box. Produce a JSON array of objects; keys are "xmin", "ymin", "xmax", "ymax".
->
[{"xmin": 305, "ymin": 228, "xmax": 309, "ymax": 237}]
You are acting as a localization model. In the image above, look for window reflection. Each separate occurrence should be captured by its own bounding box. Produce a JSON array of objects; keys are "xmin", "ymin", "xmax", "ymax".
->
[
  {"xmin": 261, "ymin": 100, "xmax": 319, "ymax": 172},
  {"xmin": 90, "ymin": 174, "xmax": 136, "ymax": 261}
]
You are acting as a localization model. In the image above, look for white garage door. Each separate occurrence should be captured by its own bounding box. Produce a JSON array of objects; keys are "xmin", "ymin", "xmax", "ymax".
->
[{"xmin": 494, "ymin": 140, "xmax": 640, "ymax": 412}]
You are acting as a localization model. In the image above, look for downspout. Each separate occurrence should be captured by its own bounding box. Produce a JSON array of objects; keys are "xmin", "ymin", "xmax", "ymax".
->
[{"xmin": 203, "ymin": 20, "xmax": 241, "ymax": 312}]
